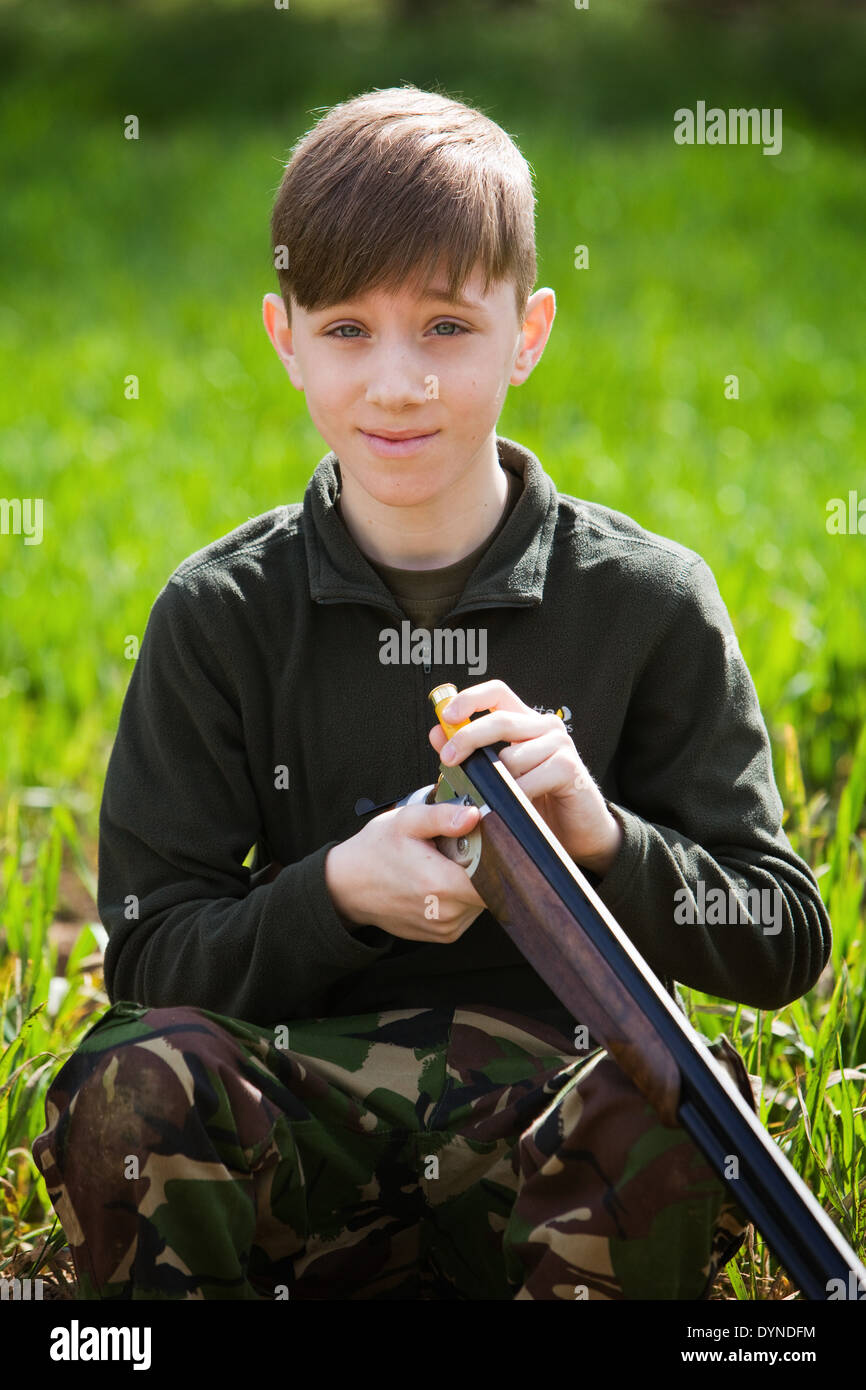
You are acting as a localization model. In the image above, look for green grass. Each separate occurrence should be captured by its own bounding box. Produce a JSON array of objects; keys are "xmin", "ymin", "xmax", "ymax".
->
[
  {"xmin": 1, "ymin": 3, "xmax": 865, "ymax": 1297},
  {"xmin": 1, "ymin": 801, "xmax": 107, "ymax": 1290}
]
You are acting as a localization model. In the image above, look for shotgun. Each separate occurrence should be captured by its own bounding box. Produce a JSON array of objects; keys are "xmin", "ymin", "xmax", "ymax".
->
[
  {"xmin": 403, "ymin": 682, "xmax": 865, "ymax": 1301},
  {"xmin": 251, "ymin": 684, "xmax": 866, "ymax": 1299}
]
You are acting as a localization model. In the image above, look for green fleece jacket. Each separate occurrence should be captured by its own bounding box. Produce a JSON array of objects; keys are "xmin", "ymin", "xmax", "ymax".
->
[{"xmin": 98, "ymin": 435, "xmax": 831, "ymax": 1033}]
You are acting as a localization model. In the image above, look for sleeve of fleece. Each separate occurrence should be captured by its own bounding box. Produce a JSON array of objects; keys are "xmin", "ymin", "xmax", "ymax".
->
[
  {"xmin": 592, "ymin": 555, "xmax": 831, "ymax": 1010},
  {"xmin": 98, "ymin": 578, "xmax": 391, "ymax": 1027}
]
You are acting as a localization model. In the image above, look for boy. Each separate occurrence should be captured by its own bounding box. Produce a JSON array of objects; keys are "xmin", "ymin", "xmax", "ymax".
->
[{"xmin": 33, "ymin": 85, "xmax": 831, "ymax": 1301}]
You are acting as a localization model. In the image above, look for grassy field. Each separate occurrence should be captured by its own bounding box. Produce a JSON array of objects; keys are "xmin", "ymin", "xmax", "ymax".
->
[{"xmin": 1, "ymin": 1, "xmax": 865, "ymax": 1299}]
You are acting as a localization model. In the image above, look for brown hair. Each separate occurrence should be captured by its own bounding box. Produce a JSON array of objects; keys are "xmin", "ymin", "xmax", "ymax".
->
[{"xmin": 270, "ymin": 84, "xmax": 536, "ymax": 322}]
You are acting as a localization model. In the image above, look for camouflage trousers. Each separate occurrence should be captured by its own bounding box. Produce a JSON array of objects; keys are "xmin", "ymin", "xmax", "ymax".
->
[{"xmin": 32, "ymin": 1000, "xmax": 757, "ymax": 1300}]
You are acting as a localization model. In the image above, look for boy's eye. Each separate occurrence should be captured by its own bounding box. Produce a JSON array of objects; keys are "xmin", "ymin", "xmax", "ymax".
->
[{"xmin": 324, "ymin": 321, "xmax": 468, "ymax": 339}]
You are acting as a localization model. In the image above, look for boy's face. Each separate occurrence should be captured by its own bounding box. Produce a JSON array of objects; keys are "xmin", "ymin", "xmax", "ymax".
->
[{"xmin": 262, "ymin": 262, "xmax": 554, "ymax": 511}]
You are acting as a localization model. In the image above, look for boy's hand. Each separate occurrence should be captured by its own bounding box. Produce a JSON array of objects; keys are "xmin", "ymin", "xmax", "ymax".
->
[
  {"xmin": 429, "ymin": 679, "xmax": 623, "ymax": 877},
  {"xmin": 324, "ymin": 801, "xmax": 486, "ymax": 944}
]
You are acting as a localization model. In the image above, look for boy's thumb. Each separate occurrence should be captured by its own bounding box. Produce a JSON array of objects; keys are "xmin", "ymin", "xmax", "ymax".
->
[{"xmin": 440, "ymin": 802, "xmax": 480, "ymax": 834}]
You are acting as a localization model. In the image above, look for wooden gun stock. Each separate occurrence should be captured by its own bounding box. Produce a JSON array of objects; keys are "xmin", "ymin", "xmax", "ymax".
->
[{"xmin": 468, "ymin": 806, "xmax": 683, "ymax": 1126}]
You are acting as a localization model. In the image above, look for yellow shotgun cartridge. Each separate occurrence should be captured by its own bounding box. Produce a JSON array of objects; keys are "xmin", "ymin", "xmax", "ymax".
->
[{"xmin": 428, "ymin": 683, "xmax": 471, "ymax": 741}]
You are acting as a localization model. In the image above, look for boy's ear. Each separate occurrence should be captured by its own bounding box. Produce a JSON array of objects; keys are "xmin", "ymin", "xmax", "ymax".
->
[
  {"xmin": 510, "ymin": 288, "xmax": 556, "ymax": 387},
  {"xmin": 262, "ymin": 292, "xmax": 304, "ymax": 390}
]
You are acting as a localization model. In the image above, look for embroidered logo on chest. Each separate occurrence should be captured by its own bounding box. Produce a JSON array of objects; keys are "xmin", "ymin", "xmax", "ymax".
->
[{"xmin": 533, "ymin": 703, "xmax": 573, "ymax": 735}]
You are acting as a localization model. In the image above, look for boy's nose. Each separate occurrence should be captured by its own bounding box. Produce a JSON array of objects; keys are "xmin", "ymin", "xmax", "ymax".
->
[{"xmin": 364, "ymin": 356, "xmax": 430, "ymax": 410}]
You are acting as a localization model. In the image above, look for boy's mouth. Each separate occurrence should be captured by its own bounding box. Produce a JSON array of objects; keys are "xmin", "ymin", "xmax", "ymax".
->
[{"xmin": 359, "ymin": 428, "xmax": 440, "ymax": 458}]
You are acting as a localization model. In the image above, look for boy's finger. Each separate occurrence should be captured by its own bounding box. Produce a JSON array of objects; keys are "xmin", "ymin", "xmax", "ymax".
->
[
  {"xmin": 438, "ymin": 708, "xmax": 542, "ymax": 764},
  {"xmin": 405, "ymin": 801, "xmax": 480, "ymax": 838},
  {"xmin": 441, "ymin": 679, "xmax": 526, "ymax": 723},
  {"xmin": 439, "ymin": 802, "xmax": 481, "ymax": 834}
]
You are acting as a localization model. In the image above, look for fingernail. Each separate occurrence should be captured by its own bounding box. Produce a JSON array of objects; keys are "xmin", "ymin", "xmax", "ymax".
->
[{"xmin": 441, "ymin": 741, "xmax": 454, "ymax": 761}]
